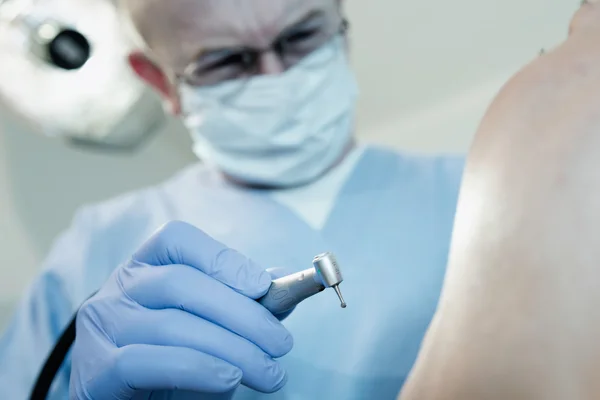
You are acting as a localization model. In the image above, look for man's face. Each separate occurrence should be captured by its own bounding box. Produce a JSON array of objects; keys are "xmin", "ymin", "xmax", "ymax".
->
[{"xmin": 125, "ymin": 0, "xmax": 342, "ymax": 109}]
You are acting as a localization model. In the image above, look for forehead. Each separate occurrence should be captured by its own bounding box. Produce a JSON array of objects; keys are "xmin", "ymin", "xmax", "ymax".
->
[{"xmin": 129, "ymin": 0, "xmax": 338, "ymax": 67}]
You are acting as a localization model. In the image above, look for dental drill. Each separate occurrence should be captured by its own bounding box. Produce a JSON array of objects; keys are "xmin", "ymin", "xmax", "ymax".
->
[
  {"xmin": 30, "ymin": 252, "xmax": 346, "ymax": 399},
  {"xmin": 258, "ymin": 252, "xmax": 347, "ymax": 315}
]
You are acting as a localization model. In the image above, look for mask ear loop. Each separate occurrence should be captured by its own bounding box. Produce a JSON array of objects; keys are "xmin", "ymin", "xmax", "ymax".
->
[{"xmin": 177, "ymin": 83, "xmax": 209, "ymax": 128}]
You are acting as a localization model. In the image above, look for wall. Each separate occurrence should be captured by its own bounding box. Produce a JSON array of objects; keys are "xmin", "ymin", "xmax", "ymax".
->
[
  {"xmin": 0, "ymin": 0, "xmax": 580, "ymax": 329},
  {"xmin": 347, "ymin": 0, "xmax": 580, "ymax": 152},
  {"xmin": 0, "ymin": 108, "xmax": 196, "ymax": 328}
]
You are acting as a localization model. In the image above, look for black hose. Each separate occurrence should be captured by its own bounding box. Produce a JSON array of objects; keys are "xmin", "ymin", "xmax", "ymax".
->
[{"xmin": 29, "ymin": 312, "xmax": 77, "ymax": 400}]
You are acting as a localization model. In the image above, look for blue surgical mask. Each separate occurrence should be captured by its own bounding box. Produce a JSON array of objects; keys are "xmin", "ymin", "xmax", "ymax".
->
[{"xmin": 179, "ymin": 37, "xmax": 358, "ymax": 188}]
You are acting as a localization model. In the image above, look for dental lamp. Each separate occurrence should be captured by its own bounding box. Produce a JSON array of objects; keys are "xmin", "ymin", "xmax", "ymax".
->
[{"xmin": 0, "ymin": 0, "xmax": 167, "ymax": 152}]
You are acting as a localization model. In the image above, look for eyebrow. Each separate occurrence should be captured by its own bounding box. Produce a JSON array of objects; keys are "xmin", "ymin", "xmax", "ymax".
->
[{"xmin": 188, "ymin": 9, "xmax": 326, "ymax": 64}]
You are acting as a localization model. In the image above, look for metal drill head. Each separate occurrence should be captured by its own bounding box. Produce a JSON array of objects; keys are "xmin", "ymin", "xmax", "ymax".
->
[
  {"xmin": 312, "ymin": 252, "xmax": 343, "ymax": 287},
  {"xmin": 313, "ymin": 252, "xmax": 346, "ymax": 308}
]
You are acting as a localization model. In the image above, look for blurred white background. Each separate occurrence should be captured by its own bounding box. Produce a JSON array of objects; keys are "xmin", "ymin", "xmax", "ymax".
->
[{"xmin": 0, "ymin": 0, "xmax": 581, "ymax": 329}]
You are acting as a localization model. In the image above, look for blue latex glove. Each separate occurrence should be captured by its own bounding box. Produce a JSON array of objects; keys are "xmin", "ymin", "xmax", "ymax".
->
[{"xmin": 69, "ymin": 221, "xmax": 294, "ymax": 399}]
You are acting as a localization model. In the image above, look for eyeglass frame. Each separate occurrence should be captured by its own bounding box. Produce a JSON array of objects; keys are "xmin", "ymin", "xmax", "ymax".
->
[{"xmin": 176, "ymin": 16, "xmax": 350, "ymax": 88}]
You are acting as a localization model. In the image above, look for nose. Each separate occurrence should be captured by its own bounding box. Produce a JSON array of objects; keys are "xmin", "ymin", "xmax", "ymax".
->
[{"xmin": 257, "ymin": 50, "xmax": 285, "ymax": 76}]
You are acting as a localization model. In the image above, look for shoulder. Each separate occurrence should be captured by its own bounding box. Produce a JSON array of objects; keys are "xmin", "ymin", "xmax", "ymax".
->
[
  {"xmin": 44, "ymin": 162, "xmax": 211, "ymax": 298},
  {"xmin": 75, "ymin": 161, "xmax": 213, "ymax": 228},
  {"xmin": 362, "ymin": 144, "xmax": 465, "ymax": 184}
]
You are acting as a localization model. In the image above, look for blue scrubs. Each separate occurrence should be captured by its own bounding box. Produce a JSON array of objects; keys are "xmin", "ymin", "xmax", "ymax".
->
[{"xmin": 0, "ymin": 146, "xmax": 464, "ymax": 399}]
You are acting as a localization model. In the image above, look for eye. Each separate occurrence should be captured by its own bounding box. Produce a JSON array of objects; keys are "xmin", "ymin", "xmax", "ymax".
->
[
  {"xmin": 186, "ymin": 50, "xmax": 255, "ymax": 85},
  {"xmin": 285, "ymin": 28, "xmax": 319, "ymax": 44},
  {"xmin": 280, "ymin": 28, "xmax": 325, "ymax": 55},
  {"xmin": 199, "ymin": 52, "xmax": 251, "ymax": 73}
]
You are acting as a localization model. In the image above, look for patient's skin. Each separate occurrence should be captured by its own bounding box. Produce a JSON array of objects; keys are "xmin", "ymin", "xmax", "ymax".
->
[{"xmin": 399, "ymin": 3, "xmax": 600, "ymax": 399}]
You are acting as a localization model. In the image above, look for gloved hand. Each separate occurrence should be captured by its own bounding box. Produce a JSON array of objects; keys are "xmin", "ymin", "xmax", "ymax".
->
[{"xmin": 69, "ymin": 221, "xmax": 294, "ymax": 399}]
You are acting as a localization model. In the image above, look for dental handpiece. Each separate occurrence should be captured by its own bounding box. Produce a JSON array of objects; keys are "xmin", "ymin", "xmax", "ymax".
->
[{"xmin": 258, "ymin": 252, "xmax": 347, "ymax": 315}]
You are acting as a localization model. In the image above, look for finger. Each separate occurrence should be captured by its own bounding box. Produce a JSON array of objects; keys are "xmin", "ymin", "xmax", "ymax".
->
[
  {"xmin": 115, "ymin": 308, "xmax": 288, "ymax": 393},
  {"xmin": 132, "ymin": 220, "xmax": 271, "ymax": 298},
  {"xmin": 119, "ymin": 264, "xmax": 293, "ymax": 357},
  {"xmin": 83, "ymin": 345, "xmax": 242, "ymax": 398}
]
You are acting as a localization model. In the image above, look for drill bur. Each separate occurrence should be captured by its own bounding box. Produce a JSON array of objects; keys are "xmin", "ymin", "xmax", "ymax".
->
[{"xmin": 333, "ymin": 284, "xmax": 347, "ymax": 308}]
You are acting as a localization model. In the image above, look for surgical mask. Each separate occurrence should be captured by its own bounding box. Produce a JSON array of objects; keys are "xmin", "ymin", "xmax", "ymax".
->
[{"xmin": 179, "ymin": 37, "xmax": 358, "ymax": 188}]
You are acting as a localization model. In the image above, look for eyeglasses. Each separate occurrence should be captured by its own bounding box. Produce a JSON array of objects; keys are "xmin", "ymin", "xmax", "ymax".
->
[{"xmin": 179, "ymin": 17, "xmax": 349, "ymax": 88}]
